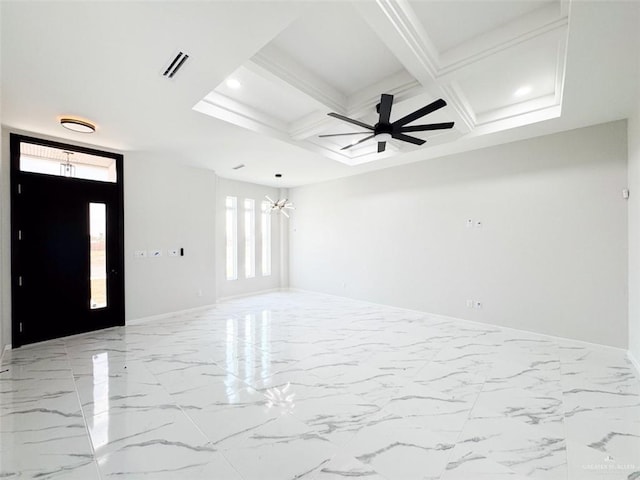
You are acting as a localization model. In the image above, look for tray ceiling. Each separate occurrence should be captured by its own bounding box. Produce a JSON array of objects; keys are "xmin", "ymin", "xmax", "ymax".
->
[{"xmin": 194, "ymin": 0, "xmax": 568, "ymax": 166}]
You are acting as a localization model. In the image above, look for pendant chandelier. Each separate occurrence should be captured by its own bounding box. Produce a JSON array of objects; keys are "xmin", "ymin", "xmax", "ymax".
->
[{"xmin": 265, "ymin": 195, "xmax": 294, "ymax": 218}]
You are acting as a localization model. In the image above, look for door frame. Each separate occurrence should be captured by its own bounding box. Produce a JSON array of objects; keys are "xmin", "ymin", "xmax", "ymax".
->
[{"xmin": 10, "ymin": 133, "xmax": 125, "ymax": 347}]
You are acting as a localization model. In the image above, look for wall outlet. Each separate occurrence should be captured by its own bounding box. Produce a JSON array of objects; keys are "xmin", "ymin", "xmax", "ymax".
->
[
  {"xmin": 466, "ymin": 299, "xmax": 474, "ymax": 308},
  {"xmin": 150, "ymin": 249, "xmax": 162, "ymax": 257},
  {"xmin": 168, "ymin": 248, "xmax": 179, "ymax": 257},
  {"xmin": 475, "ymin": 301, "xmax": 483, "ymax": 309},
  {"xmin": 475, "ymin": 220, "xmax": 483, "ymax": 228},
  {"xmin": 466, "ymin": 219, "xmax": 473, "ymax": 228},
  {"xmin": 134, "ymin": 250, "xmax": 147, "ymax": 258}
]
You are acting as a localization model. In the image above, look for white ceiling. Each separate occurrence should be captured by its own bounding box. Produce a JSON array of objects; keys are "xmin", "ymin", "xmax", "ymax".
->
[{"xmin": 1, "ymin": 1, "xmax": 639, "ymax": 188}]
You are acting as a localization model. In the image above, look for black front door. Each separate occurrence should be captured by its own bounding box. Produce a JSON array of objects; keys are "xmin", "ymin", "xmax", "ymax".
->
[{"xmin": 11, "ymin": 134, "xmax": 125, "ymax": 347}]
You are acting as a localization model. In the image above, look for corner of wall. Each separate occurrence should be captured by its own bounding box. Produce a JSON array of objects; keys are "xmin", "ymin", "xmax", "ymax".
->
[
  {"xmin": 628, "ymin": 16, "xmax": 640, "ymax": 364},
  {"xmin": 628, "ymin": 350, "xmax": 640, "ymax": 381}
]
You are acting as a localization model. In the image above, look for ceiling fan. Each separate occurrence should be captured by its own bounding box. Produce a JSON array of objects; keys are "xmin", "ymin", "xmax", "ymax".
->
[{"xmin": 320, "ymin": 94, "xmax": 454, "ymax": 153}]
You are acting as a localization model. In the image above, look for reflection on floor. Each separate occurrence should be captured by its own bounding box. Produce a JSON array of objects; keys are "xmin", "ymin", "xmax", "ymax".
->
[{"xmin": 1, "ymin": 291, "xmax": 639, "ymax": 479}]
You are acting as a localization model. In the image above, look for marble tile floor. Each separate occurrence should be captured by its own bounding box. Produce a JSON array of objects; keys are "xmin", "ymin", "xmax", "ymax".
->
[{"xmin": 1, "ymin": 291, "xmax": 639, "ymax": 479}]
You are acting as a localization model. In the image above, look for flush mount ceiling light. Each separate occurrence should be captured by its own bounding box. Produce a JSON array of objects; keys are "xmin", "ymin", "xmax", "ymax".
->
[{"xmin": 60, "ymin": 118, "xmax": 95, "ymax": 133}]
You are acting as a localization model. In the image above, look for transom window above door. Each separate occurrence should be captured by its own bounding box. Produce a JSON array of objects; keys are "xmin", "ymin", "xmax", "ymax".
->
[{"xmin": 20, "ymin": 142, "xmax": 117, "ymax": 183}]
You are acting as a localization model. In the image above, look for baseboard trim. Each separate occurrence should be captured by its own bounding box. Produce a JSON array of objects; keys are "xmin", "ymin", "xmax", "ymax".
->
[
  {"xmin": 127, "ymin": 304, "xmax": 216, "ymax": 326},
  {"xmin": 287, "ymin": 287, "xmax": 627, "ymax": 353},
  {"xmin": 216, "ymin": 288, "xmax": 284, "ymax": 303},
  {"xmin": 1, "ymin": 344, "xmax": 11, "ymax": 362},
  {"xmin": 628, "ymin": 351, "xmax": 640, "ymax": 380}
]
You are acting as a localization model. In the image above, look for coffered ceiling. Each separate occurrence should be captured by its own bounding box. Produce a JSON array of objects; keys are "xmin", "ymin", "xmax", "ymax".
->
[
  {"xmin": 194, "ymin": 1, "xmax": 567, "ymax": 165},
  {"xmin": 1, "ymin": 1, "xmax": 638, "ymax": 186}
]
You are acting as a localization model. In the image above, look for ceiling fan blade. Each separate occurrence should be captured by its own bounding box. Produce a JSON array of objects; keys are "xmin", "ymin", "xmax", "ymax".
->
[
  {"xmin": 340, "ymin": 134, "xmax": 375, "ymax": 150},
  {"xmin": 378, "ymin": 142, "xmax": 386, "ymax": 153},
  {"xmin": 378, "ymin": 94, "xmax": 393, "ymax": 124},
  {"xmin": 400, "ymin": 122, "xmax": 455, "ymax": 132},
  {"xmin": 392, "ymin": 133, "xmax": 426, "ymax": 146},
  {"xmin": 392, "ymin": 98, "xmax": 447, "ymax": 127},
  {"xmin": 318, "ymin": 132, "xmax": 372, "ymax": 138},
  {"xmin": 328, "ymin": 112, "xmax": 374, "ymax": 131}
]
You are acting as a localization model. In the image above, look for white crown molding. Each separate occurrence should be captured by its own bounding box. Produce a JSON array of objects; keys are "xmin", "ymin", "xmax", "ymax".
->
[
  {"xmin": 472, "ymin": 103, "xmax": 562, "ymax": 137},
  {"xmin": 250, "ymin": 44, "xmax": 346, "ymax": 114},
  {"xmin": 194, "ymin": 92, "xmax": 289, "ymax": 140},
  {"xmin": 347, "ymin": 70, "xmax": 421, "ymax": 117},
  {"xmin": 288, "ymin": 111, "xmax": 335, "ymax": 141},
  {"xmin": 193, "ymin": 0, "xmax": 572, "ymax": 164},
  {"xmin": 439, "ymin": 83, "xmax": 476, "ymax": 132},
  {"xmin": 438, "ymin": 5, "xmax": 569, "ymax": 78},
  {"xmin": 357, "ymin": 0, "xmax": 569, "ymax": 137},
  {"xmin": 373, "ymin": 0, "xmax": 440, "ymax": 80}
]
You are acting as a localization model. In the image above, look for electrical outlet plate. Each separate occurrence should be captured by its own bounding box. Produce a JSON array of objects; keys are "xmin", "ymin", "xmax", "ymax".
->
[{"xmin": 150, "ymin": 249, "xmax": 162, "ymax": 257}]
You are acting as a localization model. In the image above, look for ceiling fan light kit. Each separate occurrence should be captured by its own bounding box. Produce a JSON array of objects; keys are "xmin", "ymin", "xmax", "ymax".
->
[{"xmin": 321, "ymin": 93, "xmax": 454, "ymax": 153}]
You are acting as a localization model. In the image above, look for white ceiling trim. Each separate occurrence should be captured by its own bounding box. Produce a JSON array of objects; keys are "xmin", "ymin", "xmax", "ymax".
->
[
  {"xmin": 346, "ymin": 70, "xmax": 421, "ymax": 117},
  {"xmin": 439, "ymin": 83, "xmax": 476, "ymax": 131},
  {"xmin": 356, "ymin": 0, "xmax": 568, "ymax": 132},
  {"xmin": 251, "ymin": 45, "xmax": 346, "ymax": 113},
  {"xmin": 195, "ymin": 91, "xmax": 289, "ymax": 138},
  {"xmin": 437, "ymin": 4, "xmax": 568, "ymax": 77},
  {"xmin": 193, "ymin": 0, "xmax": 573, "ymax": 167}
]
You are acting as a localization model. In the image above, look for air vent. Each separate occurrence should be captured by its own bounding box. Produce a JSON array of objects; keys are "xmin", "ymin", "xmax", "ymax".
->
[
  {"xmin": 232, "ymin": 164, "xmax": 245, "ymax": 170},
  {"xmin": 163, "ymin": 51, "xmax": 189, "ymax": 79}
]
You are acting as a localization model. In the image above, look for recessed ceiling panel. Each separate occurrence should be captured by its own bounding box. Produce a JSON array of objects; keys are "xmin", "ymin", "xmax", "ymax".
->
[
  {"xmin": 411, "ymin": 0, "xmax": 556, "ymax": 52},
  {"xmin": 270, "ymin": 3, "xmax": 406, "ymax": 96},
  {"xmin": 216, "ymin": 65, "xmax": 321, "ymax": 124},
  {"xmin": 456, "ymin": 31, "xmax": 560, "ymax": 115}
]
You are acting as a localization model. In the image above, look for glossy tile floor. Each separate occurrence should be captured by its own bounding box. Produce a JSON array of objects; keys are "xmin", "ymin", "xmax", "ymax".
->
[{"xmin": 1, "ymin": 291, "xmax": 639, "ymax": 479}]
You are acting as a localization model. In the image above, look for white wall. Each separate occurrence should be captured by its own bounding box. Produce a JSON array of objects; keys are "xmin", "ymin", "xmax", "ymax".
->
[
  {"xmin": 290, "ymin": 122, "xmax": 629, "ymax": 348},
  {"xmin": 0, "ymin": 135, "xmax": 219, "ymax": 343},
  {"xmin": 0, "ymin": 7, "xmax": 4, "ymax": 353},
  {"xmin": 629, "ymin": 88, "xmax": 640, "ymax": 365},
  {"xmin": 125, "ymin": 153, "xmax": 216, "ymax": 320},
  {"xmin": 215, "ymin": 177, "xmax": 284, "ymax": 299}
]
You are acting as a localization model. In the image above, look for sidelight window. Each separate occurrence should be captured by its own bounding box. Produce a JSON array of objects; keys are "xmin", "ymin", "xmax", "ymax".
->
[{"xmin": 89, "ymin": 203, "xmax": 107, "ymax": 309}]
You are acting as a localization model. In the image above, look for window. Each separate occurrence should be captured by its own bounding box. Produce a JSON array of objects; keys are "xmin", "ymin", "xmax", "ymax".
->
[
  {"xmin": 261, "ymin": 201, "xmax": 272, "ymax": 276},
  {"xmin": 225, "ymin": 196, "xmax": 238, "ymax": 280},
  {"xmin": 244, "ymin": 198, "xmax": 255, "ymax": 278},
  {"xmin": 89, "ymin": 203, "xmax": 107, "ymax": 309},
  {"xmin": 20, "ymin": 142, "xmax": 117, "ymax": 183}
]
